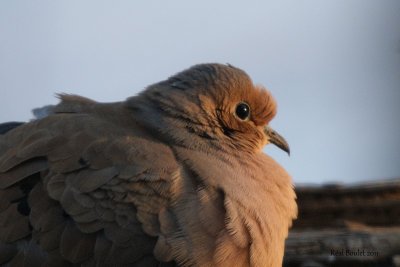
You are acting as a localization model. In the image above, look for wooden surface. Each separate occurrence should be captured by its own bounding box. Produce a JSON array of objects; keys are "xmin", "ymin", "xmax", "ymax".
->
[{"xmin": 284, "ymin": 179, "xmax": 400, "ymax": 267}]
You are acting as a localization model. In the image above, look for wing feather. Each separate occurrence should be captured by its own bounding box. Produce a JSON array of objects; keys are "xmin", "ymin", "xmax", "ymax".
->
[{"xmin": 0, "ymin": 102, "xmax": 180, "ymax": 266}]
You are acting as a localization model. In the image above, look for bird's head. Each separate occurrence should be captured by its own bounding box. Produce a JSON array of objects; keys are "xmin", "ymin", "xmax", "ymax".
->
[{"xmin": 137, "ymin": 63, "xmax": 289, "ymax": 154}]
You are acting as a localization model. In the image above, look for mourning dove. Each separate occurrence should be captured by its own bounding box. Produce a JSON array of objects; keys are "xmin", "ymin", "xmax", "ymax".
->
[{"xmin": 0, "ymin": 63, "xmax": 297, "ymax": 267}]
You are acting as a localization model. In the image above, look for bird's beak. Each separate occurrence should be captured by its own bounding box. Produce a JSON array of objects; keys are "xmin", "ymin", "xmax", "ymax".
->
[{"xmin": 264, "ymin": 125, "xmax": 290, "ymax": 156}]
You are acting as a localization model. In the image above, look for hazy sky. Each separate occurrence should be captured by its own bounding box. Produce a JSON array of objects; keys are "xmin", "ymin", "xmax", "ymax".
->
[{"xmin": 0, "ymin": 1, "xmax": 399, "ymax": 184}]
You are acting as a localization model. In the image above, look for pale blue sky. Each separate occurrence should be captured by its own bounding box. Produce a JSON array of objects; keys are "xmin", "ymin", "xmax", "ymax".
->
[{"xmin": 0, "ymin": 1, "xmax": 399, "ymax": 184}]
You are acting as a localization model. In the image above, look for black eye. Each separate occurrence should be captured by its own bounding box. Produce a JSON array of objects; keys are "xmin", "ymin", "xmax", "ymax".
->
[{"xmin": 235, "ymin": 102, "xmax": 250, "ymax": 120}]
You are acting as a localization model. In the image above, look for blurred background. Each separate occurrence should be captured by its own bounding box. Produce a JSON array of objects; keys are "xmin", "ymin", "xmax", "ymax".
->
[{"xmin": 0, "ymin": 0, "xmax": 399, "ymax": 184}]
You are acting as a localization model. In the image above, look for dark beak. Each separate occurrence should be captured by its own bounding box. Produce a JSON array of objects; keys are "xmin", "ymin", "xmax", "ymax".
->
[{"xmin": 264, "ymin": 125, "xmax": 290, "ymax": 156}]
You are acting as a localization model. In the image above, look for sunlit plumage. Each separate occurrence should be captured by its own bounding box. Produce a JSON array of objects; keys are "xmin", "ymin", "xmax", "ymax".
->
[{"xmin": 0, "ymin": 63, "xmax": 297, "ymax": 266}]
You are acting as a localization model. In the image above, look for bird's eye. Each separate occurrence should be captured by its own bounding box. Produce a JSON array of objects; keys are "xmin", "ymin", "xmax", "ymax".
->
[{"xmin": 235, "ymin": 102, "xmax": 250, "ymax": 120}]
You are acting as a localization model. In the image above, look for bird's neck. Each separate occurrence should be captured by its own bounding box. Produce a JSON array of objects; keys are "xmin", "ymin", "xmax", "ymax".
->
[
  {"xmin": 172, "ymin": 147, "xmax": 297, "ymax": 266},
  {"xmin": 125, "ymin": 96, "xmax": 228, "ymax": 152}
]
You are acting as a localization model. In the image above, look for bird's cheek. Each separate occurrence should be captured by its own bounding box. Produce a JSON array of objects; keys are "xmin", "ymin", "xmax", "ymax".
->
[
  {"xmin": 261, "ymin": 138, "xmax": 269, "ymax": 148},
  {"xmin": 243, "ymin": 130, "xmax": 268, "ymax": 152},
  {"xmin": 258, "ymin": 130, "xmax": 269, "ymax": 147}
]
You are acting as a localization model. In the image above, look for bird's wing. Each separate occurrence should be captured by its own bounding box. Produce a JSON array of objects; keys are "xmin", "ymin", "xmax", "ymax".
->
[
  {"xmin": 0, "ymin": 121, "xmax": 24, "ymax": 135},
  {"xmin": 0, "ymin": 99, "xmax": 179, "ymax": 266}
]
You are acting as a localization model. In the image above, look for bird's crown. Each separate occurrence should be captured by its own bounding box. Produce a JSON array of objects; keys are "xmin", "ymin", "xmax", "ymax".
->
[{"xmin": 167, "ymin": 63, "xmax": 277, "ymax": 126}]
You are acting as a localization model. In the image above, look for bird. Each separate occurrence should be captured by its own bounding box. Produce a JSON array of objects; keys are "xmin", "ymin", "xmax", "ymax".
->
[
  {"xmin": 0, "ymin": 122, "xmax": 24, "ymax": 135},
  {"xmin": 0, "ymin": 63, "xmax": 297, "ymax": 267}
]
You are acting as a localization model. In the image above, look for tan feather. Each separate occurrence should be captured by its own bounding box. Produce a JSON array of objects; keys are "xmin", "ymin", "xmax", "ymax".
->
[
  {"xmin": 60, "ymin": 222, "xmax": 96, "ymax": 263},
  {"xmin": 35, "ymin": 223, "xmax": 65, "ymax": 251},
  {"xmin": 0, "ymin": 187, "xmax": 24, "ymax": 212},
  {"xmin": 68, "ymin": 167, "xmax": 118, "ymax": 193},
  {"xmin": 0, "ymin": 158, "xmax": 47, "ymax": 189},
  {"xmin": 0, "ymin": 242, "xmax": 18, "ymax": 264},
  {"xmin": 0, "ymin": 203, "xmax": 31, "ymax": 242},
  {"xmin": 0, "ymin": 63, "xmax": 296, "ymax": 266}
]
